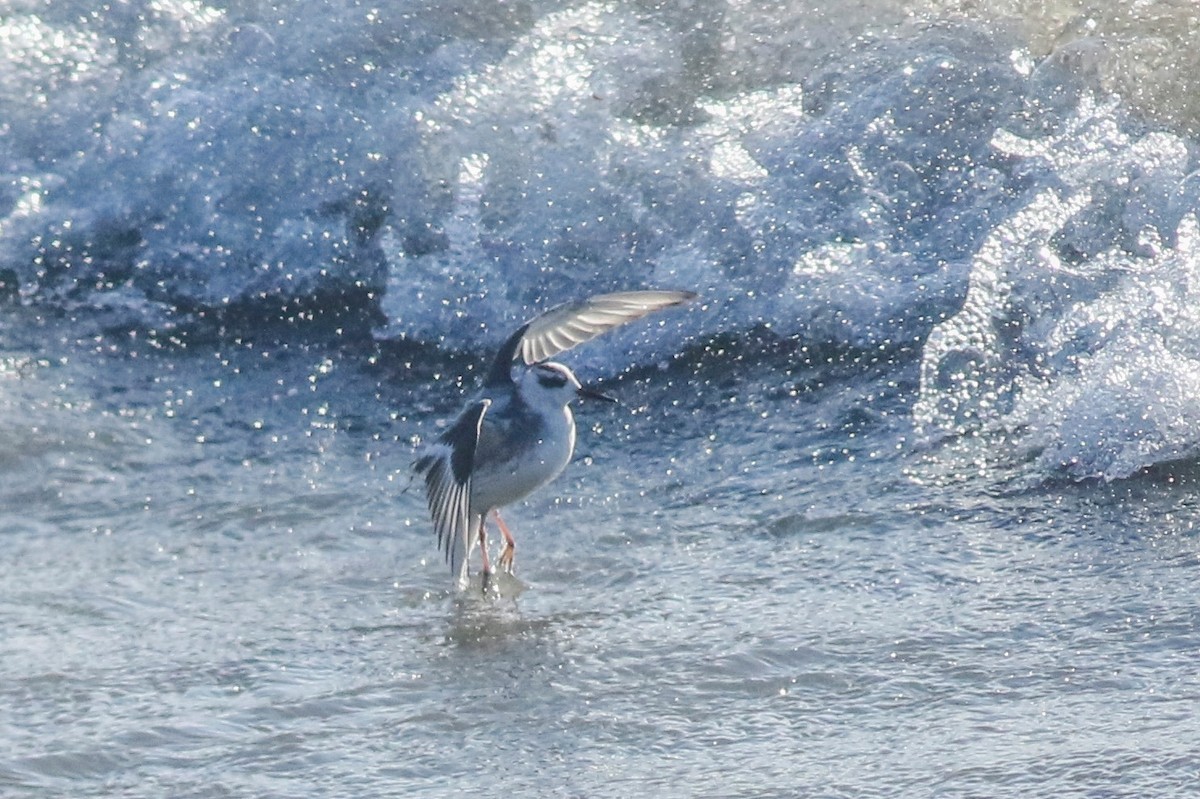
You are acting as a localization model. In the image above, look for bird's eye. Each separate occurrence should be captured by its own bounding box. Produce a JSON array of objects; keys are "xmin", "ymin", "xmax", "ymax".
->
[{"xmin": 536, "ymin": 370, "xmax": 568, "ymax": 388}]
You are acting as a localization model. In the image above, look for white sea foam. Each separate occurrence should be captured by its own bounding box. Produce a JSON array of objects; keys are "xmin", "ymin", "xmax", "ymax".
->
[
  {"xmin": 4, "ymin": 2, "xmax": 1200, "ymax": 480},
  {"xmin": 915, "ymin": 96, "xmax": 1200, "ymax": 480}
]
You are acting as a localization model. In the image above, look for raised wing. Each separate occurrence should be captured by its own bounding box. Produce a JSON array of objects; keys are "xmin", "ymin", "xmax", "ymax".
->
[
  {"xmin": 484, "ymin": 290, "xmax": 696, "ymax": 386},
  {"xmin": 520, "ymin": 290, "xmax": 697, "ymax": 363},
  {"xmin": 413, "ymin": 399, "xmax": 489, "ymax": 587}
]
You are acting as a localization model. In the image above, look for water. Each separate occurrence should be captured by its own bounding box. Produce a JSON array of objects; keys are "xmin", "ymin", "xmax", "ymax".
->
[{"xmin": 5, "ymin": 2, "xmax": 1200, "ymax": 797}]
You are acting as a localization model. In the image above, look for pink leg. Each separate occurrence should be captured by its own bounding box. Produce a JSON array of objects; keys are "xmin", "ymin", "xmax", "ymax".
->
[
  {"xmin": 478, "ymin": 521, "xmax": 492, "ymax": 576},
  {"xmin": 495, "ymin": 510, "xmax": 517, "ymax": 573}
]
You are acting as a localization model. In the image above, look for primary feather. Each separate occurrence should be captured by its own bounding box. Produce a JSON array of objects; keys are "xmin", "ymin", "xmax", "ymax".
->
[
  {"xmin": 414, "ymin": 399, "xmax": 490, "ymax": 587},
  {"xmin": 518, "ymin": 290, "xmax": 697, "ymax": 364}
]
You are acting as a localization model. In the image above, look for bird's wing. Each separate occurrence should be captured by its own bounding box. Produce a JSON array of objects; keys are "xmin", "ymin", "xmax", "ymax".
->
[
  {"xmin": 414, "ymin": 399, "xmax": 490, "ymax": 587},
  {"xmin": 483, "ymin": 290, "xmax": 696, "ymax": 386},
  {"xmin": 519, "ymin": 290, "xmax": 697, "ymax": 364}
]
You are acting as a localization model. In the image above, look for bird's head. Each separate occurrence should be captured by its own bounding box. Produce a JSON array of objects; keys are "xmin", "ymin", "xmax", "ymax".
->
[{"xmin": 516, "ymin": 362, "xmax": 616, "ymax": 409}]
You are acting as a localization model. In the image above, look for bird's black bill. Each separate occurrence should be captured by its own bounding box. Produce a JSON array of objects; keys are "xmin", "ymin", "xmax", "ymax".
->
[{"xmin": 577, "ymin": 385, "xmax": 618, "ymax": 403}]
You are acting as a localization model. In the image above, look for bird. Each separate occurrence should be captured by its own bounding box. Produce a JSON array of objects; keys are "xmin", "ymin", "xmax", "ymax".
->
[{"xmin": 414, "ymin": 290, "xmax": 696, "ymax": 590}]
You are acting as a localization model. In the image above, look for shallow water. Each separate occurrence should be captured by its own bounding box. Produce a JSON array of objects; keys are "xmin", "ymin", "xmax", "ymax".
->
[
  {"xmin": 3, "ymin": 312, "xmax": 1199, "ymax": 798},
  {"xmin": 6, "ymin": 1, "xmax": 1200, "ymax": 796}
]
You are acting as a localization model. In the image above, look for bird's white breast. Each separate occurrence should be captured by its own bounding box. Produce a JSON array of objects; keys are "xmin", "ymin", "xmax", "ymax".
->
[{"xmin": 470, "ymin": 406, "xmax": 575, "ymax": 513}]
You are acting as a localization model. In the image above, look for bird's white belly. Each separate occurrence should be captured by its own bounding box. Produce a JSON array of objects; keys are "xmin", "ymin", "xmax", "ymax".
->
[{"xmin": 470, "ymin": 409, "xmax": 575, "ymax": 513}]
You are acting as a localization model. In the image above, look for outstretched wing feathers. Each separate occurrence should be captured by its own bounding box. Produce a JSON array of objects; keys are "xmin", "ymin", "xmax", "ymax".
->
[
  {"xmin": 518, "ymin": 290, "xmax": 696, "ymax": 365},
  {"xmin": 415, "ymin": 399, "xmax": 489, "ymax": 586},
  {"xmin": 481, "ymin": 290, "xmax": 695, "ymax": 388}
]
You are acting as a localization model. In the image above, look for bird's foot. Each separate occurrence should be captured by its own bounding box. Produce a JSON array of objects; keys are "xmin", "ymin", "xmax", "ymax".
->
[
  {"xmin": 498, "ymin": 542, "xmax": 516, "ymax": 574},
  {"xmin": 493, "ymin": 510, "xmax": 516, "ymax": 574}
]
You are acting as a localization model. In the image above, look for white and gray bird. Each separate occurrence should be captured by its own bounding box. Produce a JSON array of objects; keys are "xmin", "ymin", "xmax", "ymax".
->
[{"xmin": 414, "ymin": 290, "xmax": 696, "ymax": 590}]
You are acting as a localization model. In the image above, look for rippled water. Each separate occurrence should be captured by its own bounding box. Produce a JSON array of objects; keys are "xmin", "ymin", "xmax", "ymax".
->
[
  {"xmin": 3, "ymin": 311, "xmax": 1199, "ymax": 798},
  {"xmin": 7, "ymin": 0, "xmax": 1200, "ymax": 795}
]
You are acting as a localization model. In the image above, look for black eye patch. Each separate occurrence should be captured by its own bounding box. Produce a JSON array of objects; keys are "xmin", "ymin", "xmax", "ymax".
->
[{"xmin": 536, "ymin": 370, "xmax": 568, "ymax": 388}]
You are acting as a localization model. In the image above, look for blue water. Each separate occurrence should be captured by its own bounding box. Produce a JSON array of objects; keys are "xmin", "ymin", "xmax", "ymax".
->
[{"xmin": 4, "ymin": 2, "xmax": 1200, "ymax": 797}]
